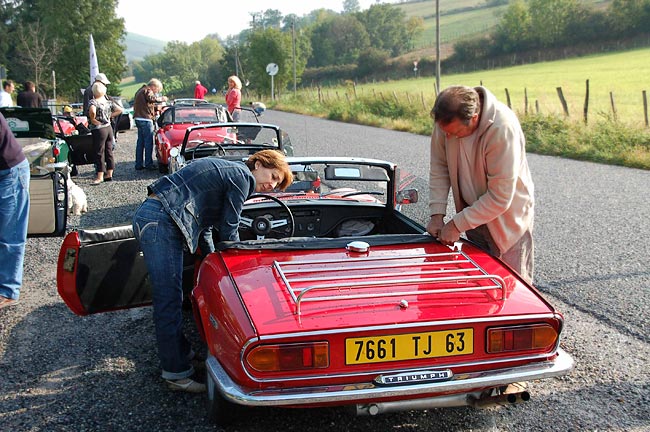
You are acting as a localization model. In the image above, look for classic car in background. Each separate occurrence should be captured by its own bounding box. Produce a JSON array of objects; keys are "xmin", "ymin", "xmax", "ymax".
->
[
  {"xmin": 110, "ymin": 96, "xmax": 135, "ymax": 131},
  {"xmin": 56, "ymin": 155, "xmax": 574, "ymax": 426},
  {"xmin": 154, "ymin": 102, "xmax": 232, "ymax": 173},
  {"xmin": 166, "ymin": 122, "xmax": 294, "ymax": 174},
  {"xmin": 1, "ymin": 107, "xmax": 69, "ymax": 236}
]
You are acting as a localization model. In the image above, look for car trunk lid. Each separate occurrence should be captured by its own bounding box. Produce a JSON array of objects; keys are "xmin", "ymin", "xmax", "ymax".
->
[{"xmin": 221, "ymin": 237, "xmax": 554, "ymax": 335}]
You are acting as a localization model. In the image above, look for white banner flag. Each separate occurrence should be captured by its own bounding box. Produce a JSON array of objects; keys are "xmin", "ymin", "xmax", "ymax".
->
[{"xmin": 89, "ymin": 34, "xmax": 99, "ymax": 86}]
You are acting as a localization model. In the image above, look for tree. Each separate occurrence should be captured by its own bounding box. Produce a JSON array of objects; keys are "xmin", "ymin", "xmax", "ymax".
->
[
  {"xmin": 527, "ymin": 0, "xmax": 580, "ymax": 47},
  {"xmin": 355, "ymin": 4, "xmax": 413, "ymax": 56},
  {"xmin": 343, "ymin": 0, "xmax": 361, "ymax": 14},
  {"xmin": 492, "ymin": 0, "xmax": 532, "ymax": 53},
  {"xmin": 250, "ymin": 9, "xmax": 283, "ymax": 30},
  {"xmin": 197, "ymin": 37, "xmax": 225, "ymax": 90},
  {"xmin": 14, "ymin": 21, "xmax": 60, "ymax": 93},
  {"xmin": 607, "ymin": 0, "xmax": 650, "ymax": 36},
  {"xmin": 356, "ymin": 47, "xmax": 389, "ymax": 77},
  {"xmin": 244, "ymin": 27, "xmax": 310, "ymax": 97},
  {"xmin": 308, "ymin": 15, "xmax": 370, "ymax": 67},
  {"xmin": 3, "ymin": 0, "xmax": 126, "ymax": 100}
]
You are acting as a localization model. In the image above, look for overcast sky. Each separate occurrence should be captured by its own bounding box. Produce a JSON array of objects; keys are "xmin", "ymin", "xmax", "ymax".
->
[{"xmin": 116, "ymin": 0, "xmax": 382, "ymax": 43}]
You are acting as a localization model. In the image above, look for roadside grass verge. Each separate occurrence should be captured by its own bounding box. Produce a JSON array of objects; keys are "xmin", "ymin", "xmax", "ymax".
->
[{"xmin": 270, "ymin": 47, "xmax": 650, "ymax": 170}]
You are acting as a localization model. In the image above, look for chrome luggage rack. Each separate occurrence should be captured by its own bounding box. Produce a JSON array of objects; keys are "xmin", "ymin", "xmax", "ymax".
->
[{"xmin": 273, "ymin": 251, "xmax": 506, "ymax": 315}]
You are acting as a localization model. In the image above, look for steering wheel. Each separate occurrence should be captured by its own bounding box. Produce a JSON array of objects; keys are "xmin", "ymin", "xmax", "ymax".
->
[
  {"xmin": 239, "ymin": 194, "xmax": 295, "ymax": 239},
  {"xmin": 193, "ymin": 140, "xmax": 226, "ymax": 157}
]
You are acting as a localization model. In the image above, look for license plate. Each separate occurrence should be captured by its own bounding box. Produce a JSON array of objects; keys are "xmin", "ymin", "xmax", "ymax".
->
[{"xmin": 345, "ymin": 328, "xmax": 473, "ymax": 365}]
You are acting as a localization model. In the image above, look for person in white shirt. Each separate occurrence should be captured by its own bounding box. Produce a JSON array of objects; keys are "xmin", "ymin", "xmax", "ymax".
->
[{"xmin": 0, "ymin": 80, "xmax": 15, "ymax": 107}]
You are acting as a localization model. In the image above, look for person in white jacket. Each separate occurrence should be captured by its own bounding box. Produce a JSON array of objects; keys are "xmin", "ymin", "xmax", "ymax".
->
[
  {"xmin": 0, "ymin": 80, "xmax": 15, "ymax": 107},
  {"xmin": 427, "ymin": 85, "xmax": 535, "ymax": 283}
]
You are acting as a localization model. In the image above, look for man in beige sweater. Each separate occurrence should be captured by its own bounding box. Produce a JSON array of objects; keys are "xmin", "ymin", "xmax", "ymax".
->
[{"xmin": 427, "ymin": 85, "xmax": 535, "ymax": 283}]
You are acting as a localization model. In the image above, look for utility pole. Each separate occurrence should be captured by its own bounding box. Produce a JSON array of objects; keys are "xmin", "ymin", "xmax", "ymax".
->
[
  {"xmin": 292, "ymin": 18, "xmax": 297, "ymax": 96},
  {"xmin": 235, "ymin": 45, "xmax": 240, "ymax": 77},
  {"xmin": 435, "ymin": 0, "xmax": 441, "ymax": 94}
]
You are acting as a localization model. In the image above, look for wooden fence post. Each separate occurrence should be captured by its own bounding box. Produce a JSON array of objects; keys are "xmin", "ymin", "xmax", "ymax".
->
[
  {"xmin": 609, "ymin": 92, "xmax": 617, "ymax": 122},
  {"xmin": 392, "ymin": 91, "xmax": 399, "ymax": 104},
  {"xmin": 643, "ymin": 90, "xmax": 648, "ymax": 127},
  {"xmin": 583, "ymin": 79, "xmax": 589, "ymax": 124},
  {"xmin": 421, "ymin": 92, "xmax": 427, "ymax": 110},
  {"xmin": 556, "ymin": 87, "xmax": 569, "ymax": 117},
  {"xmin": 524, "ymin": 88, "xmax": 528, "ymax": 116},
  {"xmin": 504, "ymin": 88, "xmax": 511, "ymax": 109},
  {"xmin": 535, "ymin": 100, "xmax": 540, "ymax": 114}
]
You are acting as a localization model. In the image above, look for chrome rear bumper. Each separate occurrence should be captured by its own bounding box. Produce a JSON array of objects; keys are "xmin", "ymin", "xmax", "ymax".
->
[{"xmin": 206, "ymin": 348, "xmax": 574, "ymax": 409}]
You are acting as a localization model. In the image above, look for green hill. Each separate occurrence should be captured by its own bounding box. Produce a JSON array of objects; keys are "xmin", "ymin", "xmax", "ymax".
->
[
  {"xmin": 396, "ymin": 0, "xmax": 613, "ymax": 53},
  {"xmin": 123, "ymin": 32, "xmax": 166, "ymax": 62}
]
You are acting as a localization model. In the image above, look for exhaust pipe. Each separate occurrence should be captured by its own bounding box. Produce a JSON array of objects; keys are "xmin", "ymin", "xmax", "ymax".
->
[
  {"xmin": 469, "ymin": 390, "xmax": 530, "ymax": 408},
  {"xmin": 356, "ymin": 385, "xmax": 531, "ymax": 416}
]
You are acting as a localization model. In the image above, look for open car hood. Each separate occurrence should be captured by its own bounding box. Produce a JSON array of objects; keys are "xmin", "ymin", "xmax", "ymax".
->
[{"xmin": 1, "ymin": 107, "xmax": 56, "ymax": 139}]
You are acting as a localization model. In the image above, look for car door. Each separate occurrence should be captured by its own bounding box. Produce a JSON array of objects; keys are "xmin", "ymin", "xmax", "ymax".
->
[
  {"xmin": 2, "ymin": 107, "xmax": 70, "ymax": 237},
  {"xmin": 57, "ymin": 225, "xmax": 198, "ymax": 315},
  {"xmin": 57, "ymin": 225, "xmax": 151, "ymax": 315}
]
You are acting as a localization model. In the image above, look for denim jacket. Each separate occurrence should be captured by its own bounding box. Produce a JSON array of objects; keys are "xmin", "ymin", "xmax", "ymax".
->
[{"xmin": 148, "ymin": 158, "xmax": 256, "ymax": 253}]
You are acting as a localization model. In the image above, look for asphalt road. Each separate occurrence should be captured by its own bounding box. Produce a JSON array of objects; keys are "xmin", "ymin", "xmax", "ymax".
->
[{"xmin": 1, "ymin": 110, "xmax": 648, "ymax": 431}]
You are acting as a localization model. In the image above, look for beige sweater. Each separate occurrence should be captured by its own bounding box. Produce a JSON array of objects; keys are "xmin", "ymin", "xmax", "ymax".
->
[{"xmin": 428, "ymin": 86, "xmax": 534, "ymax": 253}]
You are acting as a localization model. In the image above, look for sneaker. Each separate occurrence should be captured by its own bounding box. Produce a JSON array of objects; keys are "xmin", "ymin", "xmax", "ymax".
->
[
  {"xmin": 166, "ymin": 378, "xmax": 206, "ymax": 393},
  {"xmin": 0, "ymin": 296, "xmax": 19, "ymax": 310}
]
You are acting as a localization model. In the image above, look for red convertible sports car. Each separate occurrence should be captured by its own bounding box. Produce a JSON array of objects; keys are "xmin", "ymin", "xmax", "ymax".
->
[
  {"xmin": 154, "ymin": 103, "xmax": 262, "ymax": 173},
  {"xmin": 56, "ymin": 156, "xmax": 574, "ymax": 426},
  {"xmin": 154, "ymin": 102, "xmax": 231, "ymax": 173}
]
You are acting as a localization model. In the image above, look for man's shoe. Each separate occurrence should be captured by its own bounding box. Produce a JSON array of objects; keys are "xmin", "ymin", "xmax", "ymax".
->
[
  {"xmin": 145, "ymin": 164, "xmax": 158, "ymax": 171},
  {"xmin": 0, "ymin": 296, "xmax": 19, "ymax": 310},
  {"xmin": 166, "ymin": 378, "xmax": 206, "ymax": 393}
]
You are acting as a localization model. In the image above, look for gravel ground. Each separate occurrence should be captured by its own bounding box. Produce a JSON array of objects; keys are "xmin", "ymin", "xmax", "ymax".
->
[{"xmin": 1, "ymin": 112, "xmax": 649, "ymax": 431}]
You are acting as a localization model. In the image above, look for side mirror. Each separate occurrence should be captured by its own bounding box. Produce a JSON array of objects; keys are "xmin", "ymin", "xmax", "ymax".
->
[{"xmin": 396, "ymin": 188, "xmax": 418, "ymax": 205}]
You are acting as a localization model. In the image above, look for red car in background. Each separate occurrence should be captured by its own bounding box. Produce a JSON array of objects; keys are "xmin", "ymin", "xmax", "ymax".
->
[{"xmin": 154, "ymin": 103, "xmax": 233, "ymax": 173}]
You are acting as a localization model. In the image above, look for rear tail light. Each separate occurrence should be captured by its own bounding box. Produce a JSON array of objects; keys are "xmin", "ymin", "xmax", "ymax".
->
[
  {"xmin": 53, "ymin": 147, "xmax": 60, "ymax": 157},
  {"xmin": 487, "ymin": 324, "xmax": 558, "ymax": 354},
  {"xmin": 246, "ymin": 342, "xmax": 329, "ymax": 372}
]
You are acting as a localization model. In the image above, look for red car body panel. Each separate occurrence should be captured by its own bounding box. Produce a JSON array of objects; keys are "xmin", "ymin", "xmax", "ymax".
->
[{"xmin": 193, "ymin": 238, "xmax": 564, "ymax": 397}]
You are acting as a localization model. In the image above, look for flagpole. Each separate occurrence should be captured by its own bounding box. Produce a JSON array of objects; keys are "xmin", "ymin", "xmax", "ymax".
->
[{"xmin": 89, "ymin": 34, "xmax": 99, "ymax": 85}]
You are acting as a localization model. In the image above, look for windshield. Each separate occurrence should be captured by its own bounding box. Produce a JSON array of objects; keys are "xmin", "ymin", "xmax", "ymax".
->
[
  {"xmin": 283, "ymin": 162, "xmax": 389, "ymax": 204},
  {"xmin": 182, "ymin": 124, "xmax": 281, "ymax": 157}
]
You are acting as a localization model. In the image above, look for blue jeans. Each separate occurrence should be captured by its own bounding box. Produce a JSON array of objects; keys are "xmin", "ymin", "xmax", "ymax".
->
[
  {"xmin": 0, "ymin": 159, "xmax": 30, "ymax": 300},
  {"xmin": 133, "ymin": 198, "xmax": 194, "ymax": 379},
  {"xmin": 135, "ymin": 119, "xmax": 155, "ymax": 169}
]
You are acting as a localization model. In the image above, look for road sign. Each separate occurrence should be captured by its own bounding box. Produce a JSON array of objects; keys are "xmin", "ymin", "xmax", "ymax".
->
[{"xmin": 266, "ymin": 63, "xmax": 279, "ymax": 76}]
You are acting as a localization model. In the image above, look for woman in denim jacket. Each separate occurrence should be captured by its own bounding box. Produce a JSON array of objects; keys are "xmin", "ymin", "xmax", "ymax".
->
[{"xmin": 133, "ymin": 150, "xmax": 292, "ymax": 393}]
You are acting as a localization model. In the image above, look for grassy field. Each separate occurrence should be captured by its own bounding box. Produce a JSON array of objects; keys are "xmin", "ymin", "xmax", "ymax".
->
[
  {"xmin": 313, "ymin": 47, "xmax": 650, "ymax": 127},
  {"xmin": 271, "ymin": 46, "xmax": 650, "ymax": 169},
  {"xmin": 397, "ymin": 0, "xmax": 612, "ymax": 50},
  {"xmin": 118, "ymin": 77, "xmax": 143, "ymax": 101}
]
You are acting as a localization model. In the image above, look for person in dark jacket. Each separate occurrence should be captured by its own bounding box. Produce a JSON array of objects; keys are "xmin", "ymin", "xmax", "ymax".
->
[
  {"xmin": 0, "ymin": 112, "xmax": 30, "ymax": 309},
  {"xmin": 132, "ymin": 150, "xmax": 293, "ymax": 392},
  {"xmin": 16, "ymin": 81, "xmax": 43, "ymax": 108}
]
